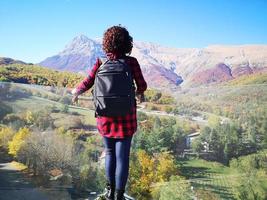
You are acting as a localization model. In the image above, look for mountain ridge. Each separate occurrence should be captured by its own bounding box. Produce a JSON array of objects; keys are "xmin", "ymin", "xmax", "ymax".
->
[{"xmin": 39, "ymin": 35, "xmax": 267, "ymax": 88}]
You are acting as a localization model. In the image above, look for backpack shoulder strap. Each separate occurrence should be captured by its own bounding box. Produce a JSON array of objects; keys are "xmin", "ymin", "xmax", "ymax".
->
[
  {"xmin": 99, "ymin": 57, "xmax": 109, "ymax": 65},
  {"xmin": 97, "ymin": 57, "xmax": 109, "ymax": 73},
  {"xmin": 117, "ymin": 58, "xmax": 133, "ymax": 75}
]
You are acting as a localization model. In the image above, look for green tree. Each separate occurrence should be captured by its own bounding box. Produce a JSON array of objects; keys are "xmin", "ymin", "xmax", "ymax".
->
[
  {"xmin": 230, "ymin": 151, "xmax": 267, "ymax": 200},
  {"xmin": 233, "ymin": 170, "xmax": 266, "ymax": 200}
]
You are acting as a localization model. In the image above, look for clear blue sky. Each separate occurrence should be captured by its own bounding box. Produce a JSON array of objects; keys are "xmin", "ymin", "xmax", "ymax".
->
[{"xmin": 0, "ymin": 0, "xmax": 267, "ymax": 63}]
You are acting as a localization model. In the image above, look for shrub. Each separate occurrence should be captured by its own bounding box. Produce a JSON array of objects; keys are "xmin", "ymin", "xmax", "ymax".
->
[
  {"xmin": 60, "ymin": 104, "xmax": 69, "ymax": 113},
  {"xmin": 0, "ymin": 127, "xmax": 15, "ymax": 149},
  {"xmin": 18, "ymin": 131, "xmax": 76, "ymax": 175},
  {"xmin": 164, "ymin": 106, "xmax": 173, "ymax": 113},
  {"xmin": 158, "ymin": 96, "xmax": 175, "ymax": 105},
  {"xmin": 157, "ymin": 176, "xmax": 192, "ymax": 200}
]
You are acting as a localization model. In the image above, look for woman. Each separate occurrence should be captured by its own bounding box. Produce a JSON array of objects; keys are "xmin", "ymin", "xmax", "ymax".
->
[{"xmin": 72, "ymin": 25, "xmax": 147, "ymax": 200}]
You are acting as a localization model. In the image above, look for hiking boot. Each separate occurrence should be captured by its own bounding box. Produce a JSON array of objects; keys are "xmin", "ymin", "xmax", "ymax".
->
[
  {"xmin": 123, "ymin": 193, "xmax": 135, "ymax": 200},
  {"xmin": 115, "ymin": 189, "xmax": 125, "ymax": 200},
  {"xmin": 96, "ymin": 183, "xmax": 114, "ymax": 200}
]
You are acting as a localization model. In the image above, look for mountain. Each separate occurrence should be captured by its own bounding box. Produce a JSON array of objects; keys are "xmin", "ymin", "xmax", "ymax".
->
[
  {"xmin": 39, "ymin": 35, "xmax": 183, "ymax": 89},
  {"xmin": 0, "ymin": 57, "xmax": 27, "ymax": 65},
  {"xmin": 131, "ymin": 43, "xmax": 267, "ymax": 86},
  {"xmin": 39, "ymin": 35, "xmax": 267, "ymax": 88},
  {"xmin": 39, "ymin": 35, "xmax": 105, "ymax": 73}
]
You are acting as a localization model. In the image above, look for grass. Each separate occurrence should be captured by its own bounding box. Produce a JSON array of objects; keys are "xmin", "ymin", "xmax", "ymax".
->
[
  {"xmin": 1, "ymin": 82, "xmax": 96, "ymax": 128},
  {"xmin": 226, "ymin": 73, "xmax": 267, "ymax": 86},
  {"xmin": 4, "ymin": 95, "xmax": 96, "ymax": 125},
  {"xmin": 179, "ymin": 159, "xmax": 239, "ymax": 200},
  {"xmin": 180, "ymin": 159, "xmax": 267, "ymax": 199}
]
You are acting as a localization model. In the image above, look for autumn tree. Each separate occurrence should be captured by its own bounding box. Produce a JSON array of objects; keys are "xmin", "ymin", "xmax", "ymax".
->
[
  {"xmin": 129, "ymin": 150, "xmax": 155, "ymax": 199},
  {"xmin": 155, "ymin": 152, "xmax": 178, "ymax": 182},
  {"xmin": 128, "ymin": 150, "xmax": 179, "ymax": 200},
  {"xmin": 8, "ymin": 127, "xmax": 30, "ymax": 157}
]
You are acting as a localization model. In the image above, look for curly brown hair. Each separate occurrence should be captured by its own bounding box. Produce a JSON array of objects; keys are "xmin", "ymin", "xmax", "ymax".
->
[{"xmin": 102, "ymin": 25, "xmax": 133, "ymax": 55}]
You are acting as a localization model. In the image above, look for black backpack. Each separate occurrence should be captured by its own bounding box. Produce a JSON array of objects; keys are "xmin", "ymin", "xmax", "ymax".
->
[{"xmin": 93, "ymin": 58, "xmax": 135, "ymax": 117}]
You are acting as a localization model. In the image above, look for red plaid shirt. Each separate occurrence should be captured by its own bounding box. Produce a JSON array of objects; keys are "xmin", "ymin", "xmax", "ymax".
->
[{"xmin": 76, "ymin": 55, "xmax": 147, "ymax": 138}]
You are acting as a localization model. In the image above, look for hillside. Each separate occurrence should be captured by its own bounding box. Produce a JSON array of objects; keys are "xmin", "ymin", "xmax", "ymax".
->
[
  {"xmin": 0, "ymin": 57, "xmax": 27, "ymax": 65},
  {"xmin": 0, "ymin": 63, "xmax": 83, "ymax": 87},
  {"xmin": 225, "ymin": 72, "xmax": 267, "ymax": 86}
]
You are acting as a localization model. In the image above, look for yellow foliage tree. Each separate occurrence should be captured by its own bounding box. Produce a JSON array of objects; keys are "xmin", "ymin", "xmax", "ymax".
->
[
  {"xmin": 156, "ymin": 152, "xmax": 178, "ymax": 182},
  {"xmin": 8, "ymin": 127, "xmax": 30, "ymax": 157},
  {"xmin": 138, "ymin": 151, "xmax": 155, "ymax": 191},
  {"xmin": 129, "ymin": 150, "xmax": 178, "ymax": 200},
  {"xmin": 129, "ymin": 150, "xmax": 155, "ymax": 199}
]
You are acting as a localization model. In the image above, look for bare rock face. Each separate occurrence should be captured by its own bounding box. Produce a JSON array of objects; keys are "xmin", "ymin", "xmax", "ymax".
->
[
  {"xmin": 142, "ymin": 64, "xmax": 183, "ymax": 89},
  {"xmin": 39, "ymin": 35, "xmax": 267, "ymax": 88},
  {"xmin": 232, "ymin": 65, "xmax": 253, "ymax": 77},
  {"xmin": 189, "ymin": 63, "xmax": 233, "ymax": 86}
]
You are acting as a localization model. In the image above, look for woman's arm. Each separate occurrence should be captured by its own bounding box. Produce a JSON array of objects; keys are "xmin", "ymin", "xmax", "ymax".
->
[
  {"xmin": 72, "ymin": 58, "xmax": 102, "ymax": 102},
  {"xmin": 131, "ymin": 58, "xmax": 147, "ymax": 102}
]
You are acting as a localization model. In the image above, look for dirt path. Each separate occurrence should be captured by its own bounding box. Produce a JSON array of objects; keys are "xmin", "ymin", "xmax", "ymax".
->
[{"xmin": 137, "ymin": 103, "xmax": 209, "ymax": 126}]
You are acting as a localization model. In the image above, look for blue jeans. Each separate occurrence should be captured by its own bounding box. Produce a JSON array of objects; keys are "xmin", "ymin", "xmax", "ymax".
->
[{"xmin": 103, "ymin": 136, "xmax": 132, "ymax": 190}]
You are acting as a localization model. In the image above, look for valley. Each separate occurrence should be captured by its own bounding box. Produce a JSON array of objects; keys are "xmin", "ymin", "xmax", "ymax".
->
[{"xmin": 0, "ymin": 80, "xmax": 266, "ymax": 199}]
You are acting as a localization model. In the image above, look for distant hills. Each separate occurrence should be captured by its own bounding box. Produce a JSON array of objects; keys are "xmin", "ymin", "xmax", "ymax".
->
[{"xmin": 0, "ymin": 57, "xmax": 27, "ymax": 65}]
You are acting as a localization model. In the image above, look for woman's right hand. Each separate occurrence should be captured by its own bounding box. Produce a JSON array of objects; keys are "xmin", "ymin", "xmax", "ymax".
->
[
  {"xmin": 71, "ymin": 88, "xmax": 79, "ymax": 104},
  {"xmin": 72, "ymin": 95, "xmax": 79, "ymax": 104}
]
